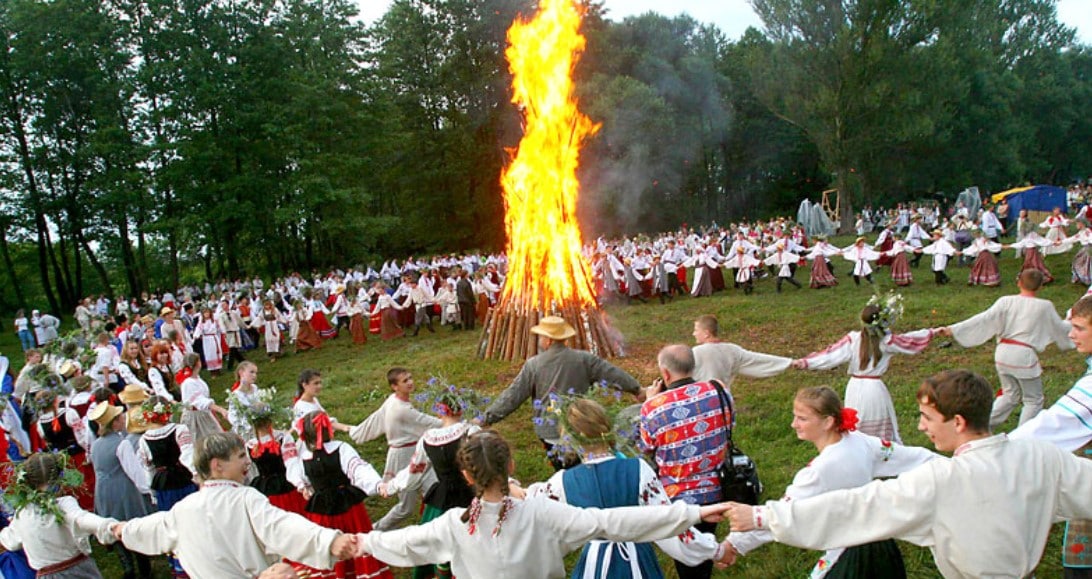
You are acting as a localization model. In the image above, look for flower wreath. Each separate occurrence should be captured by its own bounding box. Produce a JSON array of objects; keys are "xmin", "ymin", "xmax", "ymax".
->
[
  {"xmin": 238, "ymin": 387, "xmax": 293, "ymax": 429},
  {"xmin": 140, "ymin": 398, "xmax": 183, "ymax": 425},
  {"xmin": 865, "ymin": 290, "xmax": 905, "ymax": 330},
  {"xmin": 2, "ymin": 452, "xmax": 85, "ymax": 524},
  {"xmin": 24, "ymin": 365, "xmax": 70, "ymax": 414},
  {"xmin": 536, "ymin": 382, "xmax": 644, "ymax": 461},
  {"xmin": 410, "ymin": 377, "xmax": 491, "ymax": 423}
]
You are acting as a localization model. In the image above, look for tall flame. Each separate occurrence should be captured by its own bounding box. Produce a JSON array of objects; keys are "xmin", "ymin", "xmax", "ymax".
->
[{"xmin": 500, "ymin": 0, "xmax": 599, "ymax": 312}]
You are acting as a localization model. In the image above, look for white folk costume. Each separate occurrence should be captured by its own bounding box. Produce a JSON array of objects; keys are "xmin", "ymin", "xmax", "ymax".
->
[
  {"xmin": 358, "ymin": 497, "xmax": 709, "ymax": 579},
  {"xmin": 1068, "ymin": 227, "xmax": 1092, "ymax": 285},
  {"xmin": 180, "ymin": 374, "xmax": 224, "ymax": 442},
  {"xmin": 227, "ymin": 384, "xmax": 261, "ymax": 440},
  {"xmin": 252, "ymin": 306, "xmax": 285, "ymax": 355},
  {"xmin": 0, "ymin": 496, "xmax": 118, "ymax": 575},
  {"xmin": 962, "ymin": 236, "xmax": 1002, "ymax": 286},
  {"xmin": 193, "ymin": 317, "xmax": 224, "ymax": 372},
  {"xmin": 948, "ymin": 295, "xmax": 1073, "ymax": 427},
  {"xmin": 350, "ymin": 394, "xmax": 442, "ymax": 531},
  {"xmin": 764, "ymin": 247, "xmax": 802, "ymax": 292},
  {"xmin": 121, "ymin": 480, "xmax": 343, "ymax": 578},
  {"xmin": 723, "ymin": 249, "xmax": 760, "ymax": 294},
  {"xmin": 881, "ymin": 240, "xmax": 914, "ymax": 286},
  {"xmin": 840, "ymin": 243, "xmax": 879, "ymax": 285},
  {"xmin": 805, "ymin": 242, "xmax": 839, "ymax": 288},
  {"xmin": 728, "ymin": 431, "xmax": 936, "ymax": 577},
  {"xmin": 692, "ymin": 342, "xmax": 790, "ymax": 395},
  {"xmin": 748, "ymin": 435, "xmax": 1092, "ymax": 579},
  {"xmin": 920, "ymin": 236, "xmax": 956, "ymax": 285},
  {"xmin": 799, "ymin": 329, "xmax": 934, "ymax": 443},
  {"xmin": 1010, "ymin": 233, "xmax": 1056, "ymax": 283},
  {"xmin": 1041, "ymin": 213, "xmax": 1071, "ymax": 255}
]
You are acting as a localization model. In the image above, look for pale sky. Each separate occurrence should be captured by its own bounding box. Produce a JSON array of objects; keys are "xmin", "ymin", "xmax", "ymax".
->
[{"xmin": 358, "ymin": 0, "xmax": 1092, "ymax": 43}]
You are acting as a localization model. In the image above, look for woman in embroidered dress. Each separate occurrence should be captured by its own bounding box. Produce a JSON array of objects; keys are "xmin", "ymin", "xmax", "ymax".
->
[
  {"xmin": 962, "ymin": 231, "xmax": 1002, "ymax": 287},
  {"xmin": 253, "ymin": 299, "xmax": 285, "ymax": 361},
  {"xmin": 146, "ymin": 343, "xmax": 179, "ymax": 402},
  {"xmin": 246, "ymin": 404, "xmax": 308, "ymax": 514},
  {"xmin": 292, "ymin": 300, "xmax": 323, "ymax": 353},
  {"xmin": 136, "ymin": 396, "xmax": 197, "ymax": 577},
  {"xmin": 193, "ymin": 309, "xmax": 224, "ymax": 374},
  {"xmin": 178, "ymin": 353, "xmax": 228, "ymax": 443},
  {"xmin": 724, "ymin": 387, "xmax": 936, "ymax": 578},
  {"xmin": 117, "ymin": 341, "xmax": 150, "ymax": 396},
  {"xmin": 522, "ymin": 399, "xmax": 724, "ymax": 579},
  {"xmin": 291, "ymin": 370, "xmax": 352, "ymax": 435},
  {"xmin": 370, "ymin": 287, "xmax": 405, "ymax": 341},
  {"xmin": 1008, "ymin": 232, "xmax": 1055, "ymax": 283},
  {"xmin": 380, "ymin": 391, "xmax": 480, "ymax": 579},
  {"xmin": 295, "ymin": 411, "xmax": 392, "ymax": 579},
  {"xmin": 0, "ymin": 453, "xmax": 121, "ymax": 578},
  {"xmin": 308, "ymin": 294, "xmax": 337, "ymax": 340},
  {"xmin": 805, "ymin": 238, "xmax": 839, "ymax": 289},
  {"xmin": 346, "ymin": 291, "xmax": 368, "ymax": 345},
  {"xmin": 1067, "ymin": 221, "xmax": 1092, "ymax": 285},
  {"xmin": 1041, "ymin": 206, "xmax": 1071, "ymax": 255},
  {"xmin": 792, "ymin": 302, "xmax": 935, "ymax": 443},
  {"xmin": 881, "ymin": 234, "xmax": 914, "ymax": 287},
  {"xmin": 228, "ymin": 361, "xmax": 261, "ymax": 440},
  {"xmin": 354, "ymin": 431, "xmax": 732, "ymax": 579}
]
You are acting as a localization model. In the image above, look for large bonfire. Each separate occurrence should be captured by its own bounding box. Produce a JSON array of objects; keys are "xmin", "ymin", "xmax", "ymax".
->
[{"xmin": 479, "ymin": 0, "xmax": 621, "ymax": 361}]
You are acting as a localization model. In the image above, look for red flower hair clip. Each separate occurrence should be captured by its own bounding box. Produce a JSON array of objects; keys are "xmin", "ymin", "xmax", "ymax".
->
[{"xmin": 840, "ymin": 408, "xmax": 859, "ymax": 432}]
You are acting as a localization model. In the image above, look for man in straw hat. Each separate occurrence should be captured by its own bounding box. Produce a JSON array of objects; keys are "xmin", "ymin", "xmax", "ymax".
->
[{"xmin": 481, "ymin": 316, "xmax": 642, "ymax": 469}]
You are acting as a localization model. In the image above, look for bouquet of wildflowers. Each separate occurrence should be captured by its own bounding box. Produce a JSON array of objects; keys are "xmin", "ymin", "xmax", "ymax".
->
[
  {"xmin": 238, "ymin": 387, "xmax": 292, "ymax": 429},
  {"xmin": 866, "ymin": 291, "xmax": 905, "ymax": 330},
  {"xmin": 411, "ymin": 377, "xmax": 491, "ymax": 422}
]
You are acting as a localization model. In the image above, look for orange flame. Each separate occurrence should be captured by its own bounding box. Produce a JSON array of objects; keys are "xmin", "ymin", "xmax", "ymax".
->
[{"xmin": 500, "ymin": 0, "xmax": 599, "ymax": 312}]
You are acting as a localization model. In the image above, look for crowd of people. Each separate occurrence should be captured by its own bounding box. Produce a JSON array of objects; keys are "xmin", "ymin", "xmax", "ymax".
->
[{"xmin": 3, "ymin": 196, "xmax": 1092, "ymax": 578}]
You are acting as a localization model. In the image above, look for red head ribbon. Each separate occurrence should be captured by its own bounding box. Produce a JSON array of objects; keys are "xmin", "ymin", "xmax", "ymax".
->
[{"xmin": 312, "ymin": 412, "xmax": 333, "ymax": 448}]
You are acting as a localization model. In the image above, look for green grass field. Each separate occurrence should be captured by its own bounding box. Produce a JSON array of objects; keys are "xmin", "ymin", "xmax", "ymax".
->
[{"xmin": 8, "ymin": 239, "xmax": 1085, "ymax": 578}]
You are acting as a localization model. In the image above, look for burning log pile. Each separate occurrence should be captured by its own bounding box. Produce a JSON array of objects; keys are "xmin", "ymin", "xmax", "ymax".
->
[{"xmin": 477, "ymin": 0, "xmax": 621, "ymax": 361}]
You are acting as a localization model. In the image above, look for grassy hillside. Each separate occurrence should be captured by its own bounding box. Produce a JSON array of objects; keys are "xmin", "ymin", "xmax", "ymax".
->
[{"xmin": 10, "ymin": 241, "xmax": 1083, "ymax": 577}]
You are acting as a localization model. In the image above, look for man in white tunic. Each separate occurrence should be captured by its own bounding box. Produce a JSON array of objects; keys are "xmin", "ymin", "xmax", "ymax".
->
[
  {"xmin": 117, "ymin": 432, "xmax": 356, "ymax": 578},
  {"xmin": 941, "ymin": 269, "xmax": 1073, "ymax": 427},
  {"xmin": 724, "ymin": 369, "xmax": 1092, "ymax": 579},
  {"xmin": 691, "ymin": 315, "xmax": 790, "ymax": 394}
]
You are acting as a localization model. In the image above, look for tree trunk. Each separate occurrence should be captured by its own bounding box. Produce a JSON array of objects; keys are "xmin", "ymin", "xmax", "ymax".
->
[
  {"xmin": 0, "ymin": 223, "xmax": 27, "ymax": 310},
  {"xmin": 78, "ymin": 230, "xmax": 114, "ymax": 300},
  {"xmin": 836, "ymin": 170, "xmax": 855, "ymax": 234}
]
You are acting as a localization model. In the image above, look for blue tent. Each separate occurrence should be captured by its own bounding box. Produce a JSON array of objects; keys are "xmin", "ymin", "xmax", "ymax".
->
[{"xmin": 991, "ymin": 185, "xmax": 1068, "ymax": 214}]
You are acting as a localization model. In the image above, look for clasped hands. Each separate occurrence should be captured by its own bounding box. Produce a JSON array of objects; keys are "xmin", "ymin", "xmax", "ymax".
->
[{"xmin": 698, "ymin": 502, "xmax": 761, "ymax": 569}]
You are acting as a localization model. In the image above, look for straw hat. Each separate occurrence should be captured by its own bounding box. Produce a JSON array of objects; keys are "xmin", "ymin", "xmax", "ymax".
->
[
  {"xmin": 160, "ymin": 306, "xmax": 175, "ymax": 316},
  {"xmin": 126, "ymin": 407, "xmax": 152, "ymax": 434},
  {"xmin": 119, "ymin": 384, "xmax": 150, "ymax": 405},
  {"xmin": 89, "ymin": 403, "xmax": 124, "ymax": 429},
  {"xmin": 530, "ymin": 316, "xmax": 576, "ymax": 341},
  {"xmin": 57, "ymin": 360, "xmax": 77, "ymax": 379}
]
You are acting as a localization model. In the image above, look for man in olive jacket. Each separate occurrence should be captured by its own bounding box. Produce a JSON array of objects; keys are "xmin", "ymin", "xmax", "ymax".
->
[{"xmin": 481, "ymin": 316, "xmax": 643, "ymax": 468}]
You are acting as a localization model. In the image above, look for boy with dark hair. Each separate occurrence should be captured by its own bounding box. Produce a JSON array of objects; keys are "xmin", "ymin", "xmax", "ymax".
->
[{"xmin": 350, "ymin": 368, "xmax": 441, "ymax": 530}]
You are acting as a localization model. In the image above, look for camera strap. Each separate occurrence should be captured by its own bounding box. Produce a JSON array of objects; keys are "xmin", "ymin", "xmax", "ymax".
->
[{"xmin": 709, "ymin": 379, "xmax": 736, "ymax": 459}]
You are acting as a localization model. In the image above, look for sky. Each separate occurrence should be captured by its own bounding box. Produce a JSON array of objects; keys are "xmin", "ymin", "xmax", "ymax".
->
[{"xmin": 358, "ymin": 0, "xmax": 1092, "ymax": 43}]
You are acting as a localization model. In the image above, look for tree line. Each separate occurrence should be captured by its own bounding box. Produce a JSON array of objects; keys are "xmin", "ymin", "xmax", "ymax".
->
[{"xmin": 0, "ymin": 0, "xmax": 1088, "ymax": 313}]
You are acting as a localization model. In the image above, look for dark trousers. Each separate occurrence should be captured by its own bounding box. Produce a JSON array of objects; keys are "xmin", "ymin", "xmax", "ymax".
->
[
  {"xmin": 776, "ymin": 275, "xmax": 801, "ymax": 292},
  {"xmin": 674, "ymin": 519, "xmax": 718, "ymax": 578},
  {"xmin": 667, "ymin": 272, "xmax": 684, "ymax": 295},
  {"xmin": 115, "ymin": 543, "xmax": 152, "ymax": 579},
  {"xmin": 933, "ymin": 269, "xmax": 949, "ymax": 285},
  {"xmin": 853, "ymin": 274, "xmax": 874, "ymax": 285},
  {"xmin": 458, "ymin": 301, "xmax": 475, "ymax": 330}
]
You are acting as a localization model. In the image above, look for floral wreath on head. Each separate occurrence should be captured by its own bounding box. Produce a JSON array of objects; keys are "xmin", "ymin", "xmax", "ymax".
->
[
  {"xmin": 140, "ymin": 398, "xmax": 183, "ymax": 426},
  {"xmin": 24, "ymin": 365, "xmax": 70, "ymax": 414},
  {"xmin": 865, "ymin": 290, "xmax": 905, "ymax": 331},
  {"xmin": 2, "ymin": 452, "xmax": 85, "ymax": 524},
  {"xmin": 536, "ymin": 381, "xmax": 644, "ymax": 463},
  {"xmin": 238, "ymin": 387, "xmax": 293, "ymax": 430},
  {"xmin": 409, "ymin": 377, "xmax": 491, "ymax": 423}
]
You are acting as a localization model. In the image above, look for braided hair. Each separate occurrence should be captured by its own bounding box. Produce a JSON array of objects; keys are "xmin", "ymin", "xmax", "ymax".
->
[
  {"xmin": 859, "ymin": 305, "xmax": 885, "ymax": 370},
  {"xmin": 457, "ymin": 431, "xmax": 513, "ymax": 530}
]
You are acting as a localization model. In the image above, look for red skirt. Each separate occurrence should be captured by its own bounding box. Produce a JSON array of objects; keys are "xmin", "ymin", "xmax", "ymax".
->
[
  {"xmin": 1022, "ymin": 248, "xmax": 1054, "ymax": 283},
  {"xmin": 74, "ymin": 452, "xmax": 96, "ymax": 511},
  {"xmin": 877, "ymin": 237, "xmax": 895, "ymax": 266},
  {"xmin": 310, "ymin": 313, "xmax": 337, "ymax": 339},
  {"xmin": 889, "ymin": 253, "xmax": 913, "ymax": 286},
  {"xmin": 349, "ymin": 314, "xmax": 367, "ymax": 345},
  {"xmin": 709, "ymin": 266, "xmax": 726, "ymax": 292},
  {"xmin": 810, "ymin": 258, "xmax": 837, "ymax": 288},
  {"xmin": 268, "ymin": 489, "xmax": 308, "ymax": 515},
  {"xmin": 369, "ymin": 311, "xmax": 382, "ymax": 334},
  {"xmin": 380, "ymin": 309, "xmax": 404, "ymax": 340},
  {"xmin": 296, "ymin": 504, "xmax": 392, "ymax": 579},
  {"xmin": 969, "ymin": 251, "xmax": 1001, "ymax": 286},
  {"xmin": 476, "ymin": 295, "xmax": 489, "ymax": 324},
  {"xmin": 676, "ymin": 266, "xmax": 689, "ymax": 293}
]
